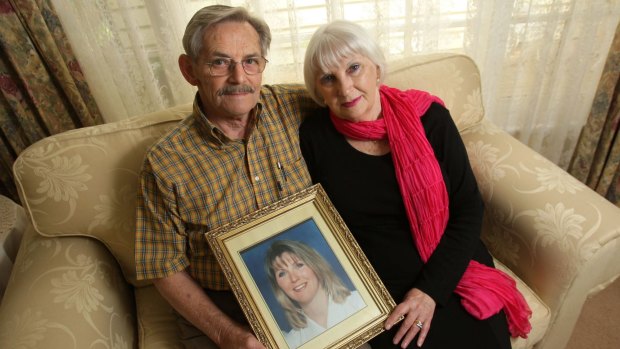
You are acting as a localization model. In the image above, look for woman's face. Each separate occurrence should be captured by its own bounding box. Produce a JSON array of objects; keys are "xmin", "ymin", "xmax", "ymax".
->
[
  {"xmin": 315, "ymin": 53, "xmax": 381, "ymax": 122},
  {"xmin": 273, "ymin": 252, "xmax": 320, "ymax": 306}
]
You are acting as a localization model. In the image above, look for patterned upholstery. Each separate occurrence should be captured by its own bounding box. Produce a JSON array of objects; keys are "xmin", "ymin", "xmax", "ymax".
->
[
  {"xmin": 0, "ymin": 195, "xmax": 26, "ymax": 299},
  {"xmin": 1, "ymin": 53, "xmax": 618, "ymax": 349}
]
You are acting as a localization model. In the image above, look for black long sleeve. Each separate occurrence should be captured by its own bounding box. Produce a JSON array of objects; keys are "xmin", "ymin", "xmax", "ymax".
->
[{"xmin": 299, "ymin": 103, "xmax": 492, "ymax": 306}]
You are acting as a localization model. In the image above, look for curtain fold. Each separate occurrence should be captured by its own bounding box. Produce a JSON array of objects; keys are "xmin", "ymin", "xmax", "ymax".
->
[
  {"xmin": 0, "ymin": 0, "xmax": 103, "ymax": 203},
  {"xmin": 569, "ymin": 21, "xmax": 620, "ymax": 207}
]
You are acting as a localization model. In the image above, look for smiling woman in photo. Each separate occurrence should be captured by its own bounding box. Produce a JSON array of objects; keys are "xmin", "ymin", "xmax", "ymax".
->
[{"xmin": 264, "ymin": 239, "xmax": 365, "ymax": 348}]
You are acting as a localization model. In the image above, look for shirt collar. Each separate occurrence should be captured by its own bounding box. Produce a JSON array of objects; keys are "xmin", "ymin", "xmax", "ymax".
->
[{"xmin": 191, "ymin": 93, "xmax": 264, "ymax": 146}]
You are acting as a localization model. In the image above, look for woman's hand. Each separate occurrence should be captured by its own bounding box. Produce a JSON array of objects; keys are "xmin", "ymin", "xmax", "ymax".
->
[{"xmin": 385, "ymin": 288, "xmax": 436, "ymax": 348}]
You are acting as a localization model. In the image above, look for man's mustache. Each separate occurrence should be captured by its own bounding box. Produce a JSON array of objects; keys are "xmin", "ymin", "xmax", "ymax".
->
[{"xmin": 218, "ymin": 85, "xmax": 255, "ymax": 96}]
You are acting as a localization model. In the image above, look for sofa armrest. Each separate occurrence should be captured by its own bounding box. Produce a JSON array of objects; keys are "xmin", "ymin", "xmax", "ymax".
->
[
  {"xmin": 461, "ymin": 120, "xmax": 620, "ymax": 349},
  {"xmin": 0, "ymin": 225, "xmax": 137, "ymax": 348}
]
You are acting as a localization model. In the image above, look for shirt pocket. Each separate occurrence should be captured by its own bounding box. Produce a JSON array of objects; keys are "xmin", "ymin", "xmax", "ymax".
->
[{"xmin": 279, "ymin": 153, "xmax": 312, "ymax": 196}]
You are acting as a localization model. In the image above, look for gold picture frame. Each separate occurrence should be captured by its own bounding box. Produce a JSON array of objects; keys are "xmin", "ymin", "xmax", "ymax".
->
[{"xmin": 206, "ymin": 184, "xmax": 396, "ymax": 349}]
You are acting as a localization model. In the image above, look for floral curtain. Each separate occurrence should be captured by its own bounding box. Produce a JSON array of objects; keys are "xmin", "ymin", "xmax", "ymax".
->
[
  {"xmin": 0, "ymin": 0, "xmax": 103, "ymax": 203},
  {"xmin": 569, "ymin": 21, "xmax": 620, "ymax": 207}
]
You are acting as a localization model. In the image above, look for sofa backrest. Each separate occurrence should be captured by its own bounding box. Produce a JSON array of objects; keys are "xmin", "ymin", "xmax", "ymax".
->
[
  {"xmin": 387, "ymin": 53, "xmax": 484, "ymax": 130},
  {"xmin": 12, "ymin": 53, "xmax": 483, "ymax": 286}
]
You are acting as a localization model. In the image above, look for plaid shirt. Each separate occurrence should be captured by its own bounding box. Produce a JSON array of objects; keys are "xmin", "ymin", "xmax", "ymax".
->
[{"xmin": 135, "ymin": 84, "xmax": 318, "ymax": 290}]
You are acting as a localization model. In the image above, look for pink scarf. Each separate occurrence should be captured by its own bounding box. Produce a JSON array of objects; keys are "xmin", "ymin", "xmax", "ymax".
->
[{"xmin": 330, "ymin": 85, "xmax": 531, "ymax": 338}]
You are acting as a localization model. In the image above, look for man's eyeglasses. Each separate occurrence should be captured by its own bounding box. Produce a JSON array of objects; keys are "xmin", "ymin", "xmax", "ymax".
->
[{"xmin": 205, "ymin": 57, "xmax": 268, "ymax": 76}]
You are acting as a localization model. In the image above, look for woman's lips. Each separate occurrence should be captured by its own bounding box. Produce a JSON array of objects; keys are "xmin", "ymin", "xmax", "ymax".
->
[{"xmin": 341, "ymin": 96, "xmax": 361, "ymax": 108}]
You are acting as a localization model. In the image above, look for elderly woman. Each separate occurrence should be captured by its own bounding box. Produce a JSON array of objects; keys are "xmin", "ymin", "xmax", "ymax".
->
[
  {"xmin": 299, "ymin": 20, "xmax": 531, "ymax": 349},
  {"xmin": 264, "ymin": 239, "xmax": 365, "ymax": 348}
]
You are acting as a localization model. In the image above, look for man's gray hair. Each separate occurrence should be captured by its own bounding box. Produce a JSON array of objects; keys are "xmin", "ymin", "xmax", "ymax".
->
[{"xmin": 182, "ymin": 5, "xmax": 272, "ymax": 60}]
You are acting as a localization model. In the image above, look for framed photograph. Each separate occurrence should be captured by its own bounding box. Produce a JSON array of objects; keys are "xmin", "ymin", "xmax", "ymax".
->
[{"xmin": 206, "ymin": 184, "xmax": 396, "ymax": 349}]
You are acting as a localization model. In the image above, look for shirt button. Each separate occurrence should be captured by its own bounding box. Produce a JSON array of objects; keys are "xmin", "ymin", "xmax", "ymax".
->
[{"xmin": 254, "ymin": 176, "xmax": 260, "ymax": 181}]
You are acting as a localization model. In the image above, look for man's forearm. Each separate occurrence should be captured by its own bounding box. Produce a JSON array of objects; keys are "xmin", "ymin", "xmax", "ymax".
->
[{"xmin": 152, "ymin": 270, "xmax": 238, "ymax": 346}]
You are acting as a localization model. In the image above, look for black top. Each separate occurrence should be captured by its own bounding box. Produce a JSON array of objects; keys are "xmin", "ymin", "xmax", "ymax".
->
[{"xmin": 300, "ymin": 103, "xmax": 510, "ymax": 349}]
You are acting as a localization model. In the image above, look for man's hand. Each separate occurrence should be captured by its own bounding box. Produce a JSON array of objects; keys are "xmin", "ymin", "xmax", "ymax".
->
[
  {"xmin": 153, "ymin": 271, "xmax": 265, "ymax": 349},
  {"xmin": 384, "ymin": 288, "xmax": 436, "ymax": 348},
  {"xmin": 217, "ymin": 321, "xmax": 265, "ymax": 349}
]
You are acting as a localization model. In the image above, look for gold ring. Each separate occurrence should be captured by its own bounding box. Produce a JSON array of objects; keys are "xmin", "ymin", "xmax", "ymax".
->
[{"xmin": 415, "ymin": 320, "xmax": 423, "ymax": 329}]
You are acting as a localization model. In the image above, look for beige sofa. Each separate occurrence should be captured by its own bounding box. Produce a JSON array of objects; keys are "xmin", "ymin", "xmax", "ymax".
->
[{"xmin": 1, "ymin": 53, "xmax": 619, "ymax": 349}]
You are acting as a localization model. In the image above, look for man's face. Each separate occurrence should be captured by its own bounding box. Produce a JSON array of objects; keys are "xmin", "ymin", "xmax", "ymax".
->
[{"xmin": 184, "ymin": 21, "xmax": 263, "ymax": 121}]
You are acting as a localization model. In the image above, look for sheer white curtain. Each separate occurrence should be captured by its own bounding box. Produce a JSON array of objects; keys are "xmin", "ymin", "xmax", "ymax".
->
[{"xmin": 51, "ymin": 0, "xmax": 620, "ymax": 168}]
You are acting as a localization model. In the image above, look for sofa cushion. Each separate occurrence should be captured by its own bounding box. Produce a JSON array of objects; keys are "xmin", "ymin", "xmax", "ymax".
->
[
  {"xmin": 0, "ymin": 226, "xmax": 135, "ymax": 348},
  {"xmin": 0, "ymin": 195, "xmax": 27, "ymax": 299},
  {"xmin": 13, "ymin": 104, "xmax": 192, "ymax": 286},
  {"xmin": 494, "ymin": 259, "xmax": 551, "ymax": 349},
  {"xmin": 387, "ymin": 53, "xmax": 484, "ymax": 131}
]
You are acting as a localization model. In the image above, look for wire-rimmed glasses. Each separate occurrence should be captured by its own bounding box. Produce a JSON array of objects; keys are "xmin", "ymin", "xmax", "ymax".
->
[{"xmin": 206, "ymin": 57, "xmax": 268, "ymax": 76}]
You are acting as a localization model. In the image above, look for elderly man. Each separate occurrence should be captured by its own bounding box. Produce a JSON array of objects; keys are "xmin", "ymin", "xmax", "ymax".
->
[{"xmin": 135, "ymin": 5, "xmax": 318, "ymax": 348}]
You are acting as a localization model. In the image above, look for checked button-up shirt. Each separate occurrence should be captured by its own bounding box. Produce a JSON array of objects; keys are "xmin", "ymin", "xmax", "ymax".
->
[{"xmin": 135, "ymin": 84, "xmax": 319, "ymax": 290}]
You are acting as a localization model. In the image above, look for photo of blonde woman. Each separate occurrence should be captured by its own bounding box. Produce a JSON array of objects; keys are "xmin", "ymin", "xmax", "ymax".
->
[
  {"xmin": 240, "ymin": 218, "xmax": 367, "ymax": 348},
  {"xmin": 264, "ymin": 239, "xmax": 365, "ymax": 348}
]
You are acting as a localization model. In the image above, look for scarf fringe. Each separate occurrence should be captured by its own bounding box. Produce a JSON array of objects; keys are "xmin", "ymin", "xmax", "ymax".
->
[{"xmin": 457, "ymin": 261, "xmax": 532, "ymax": 338}]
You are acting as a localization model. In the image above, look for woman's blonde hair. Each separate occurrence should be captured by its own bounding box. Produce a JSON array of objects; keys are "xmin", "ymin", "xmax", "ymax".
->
[
  {"xmin": 303, "ymin": 20, "xmax": 386, "ymax": 106},
  {"xmin": 264, "ymin": 239, "xmax": 352, "ymax": 330}
]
